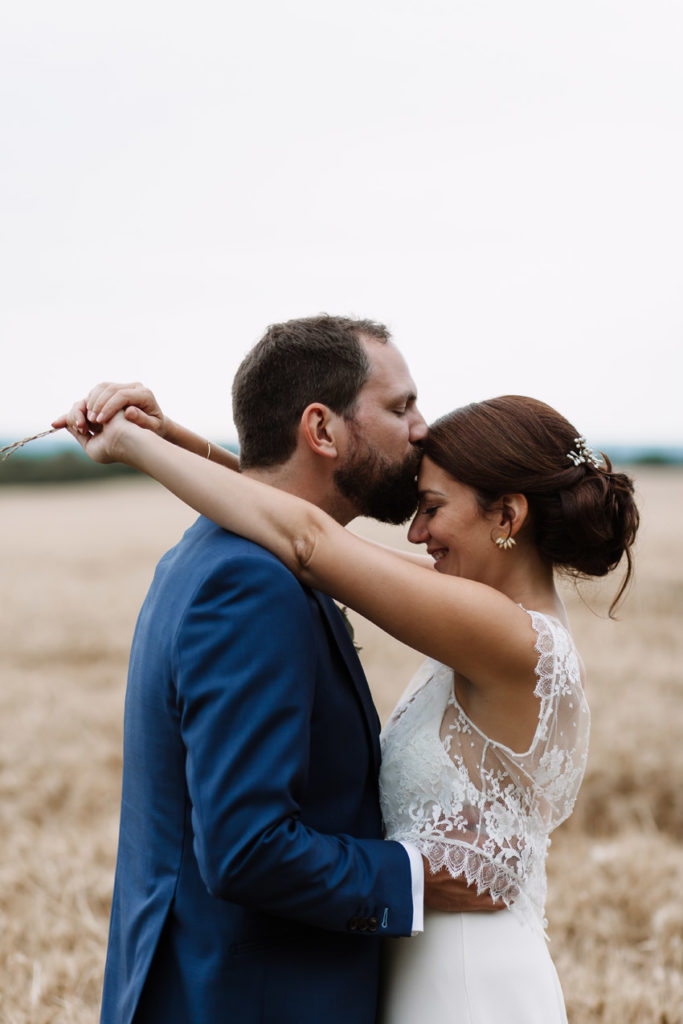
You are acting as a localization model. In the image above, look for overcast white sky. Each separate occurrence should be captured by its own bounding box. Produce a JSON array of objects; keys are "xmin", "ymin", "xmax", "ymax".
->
[{"xmin": 2, "ymin": 0, "xmax": 681, "ymax": 447}]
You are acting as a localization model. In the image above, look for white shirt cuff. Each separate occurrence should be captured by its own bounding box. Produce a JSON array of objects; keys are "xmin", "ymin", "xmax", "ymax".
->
[{"xmin": 399, "ymin": 841, "xmax": 424, "ymax": 934}]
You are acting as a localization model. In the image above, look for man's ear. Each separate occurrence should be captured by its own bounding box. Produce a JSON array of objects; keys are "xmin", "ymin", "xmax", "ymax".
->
[
  {"xmin": 497, "ymin": 494, "xmax": 529, "ymax": 538},
  {"xmin": 300, "ymin": 403, "xmax": 341, "ymax": 459}
]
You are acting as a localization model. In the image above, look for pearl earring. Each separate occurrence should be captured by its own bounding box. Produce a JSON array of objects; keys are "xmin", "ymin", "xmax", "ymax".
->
[{"xmin": 495, "ymin": 525, "xmax": 516, "ymax": 551}]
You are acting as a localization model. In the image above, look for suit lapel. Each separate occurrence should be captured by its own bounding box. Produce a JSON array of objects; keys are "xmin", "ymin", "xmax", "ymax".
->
[{"xmin": 312, "ymin": 590, "xmax": 382, "ymax": 773}]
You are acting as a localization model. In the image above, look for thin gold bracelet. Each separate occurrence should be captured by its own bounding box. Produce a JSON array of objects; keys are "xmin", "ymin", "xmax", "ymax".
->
[{"xmin": 206, "ymin": 441, "xmax": 212, "ymax": 461}]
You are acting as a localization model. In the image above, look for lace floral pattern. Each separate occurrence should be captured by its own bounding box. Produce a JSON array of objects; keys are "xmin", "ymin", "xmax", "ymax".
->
[{"xmin": 379, "ymin": 610, "xmax": 590, "ymax": 935}]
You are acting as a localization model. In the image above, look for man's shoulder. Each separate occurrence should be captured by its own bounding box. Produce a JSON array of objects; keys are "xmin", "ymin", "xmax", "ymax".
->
[
  {"xmin": 159, "ymin": 516, "xmax": 301, "ymax": 585},
  {"xmin": 141, "ymin": 517, "xmax": 315, "ymax": 633}
]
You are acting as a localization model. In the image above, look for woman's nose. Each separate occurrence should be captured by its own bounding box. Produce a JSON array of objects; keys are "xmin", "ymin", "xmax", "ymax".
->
[{"xmin": 407, "ymin": 514, "xmax": 428, "ymax": 545}]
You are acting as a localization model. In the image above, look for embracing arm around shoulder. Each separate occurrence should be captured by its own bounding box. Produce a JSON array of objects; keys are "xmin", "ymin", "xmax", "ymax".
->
[
  {"xmin": 81, "ymin": 418, "xmax": 538, "ymax": 690},
  {"xmin": 54, "ymin": 381, "xmax": 240, "ymax": 471}
]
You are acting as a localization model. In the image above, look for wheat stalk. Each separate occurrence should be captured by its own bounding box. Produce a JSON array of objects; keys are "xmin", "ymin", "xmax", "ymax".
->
[{"xmin": 0, "ymin": 427, "xmax": 65, "ymax": 462}]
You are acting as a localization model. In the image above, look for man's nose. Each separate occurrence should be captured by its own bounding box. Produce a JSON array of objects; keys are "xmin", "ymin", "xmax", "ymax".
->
[{"xmin": 409, "ymin": 409, "xmax": 428, "ymax": 444}]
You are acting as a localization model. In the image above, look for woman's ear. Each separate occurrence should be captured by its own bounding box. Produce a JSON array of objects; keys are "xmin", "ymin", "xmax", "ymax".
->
[
  {"xmin": 498, "ymin": 494, "xmax": 529, "ymax": 538},
  {"xmin": 300, "ymin": 403, "xmax": 340, "ymax": 459}
]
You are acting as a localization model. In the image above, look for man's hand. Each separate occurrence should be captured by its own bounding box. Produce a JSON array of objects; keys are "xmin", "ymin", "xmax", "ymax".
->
[
  {"xmin": 423, "ymin": 858, "xmax": 503, "ymax": 913},
  {"xmin": 52, "ymin": 382, "xmax": 166, "ymax": 437}
]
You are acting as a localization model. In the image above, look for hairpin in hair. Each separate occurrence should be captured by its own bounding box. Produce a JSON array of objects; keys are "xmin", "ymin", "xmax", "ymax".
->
[{"xmin": 567, "ymin": 436, "xmax": 603, "ymax": 469}]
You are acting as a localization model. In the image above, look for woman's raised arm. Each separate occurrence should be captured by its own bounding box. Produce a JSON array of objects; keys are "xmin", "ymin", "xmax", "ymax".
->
[{"xmin": 69, "ymin": 413, "xmax": 536, "ymax": 694}]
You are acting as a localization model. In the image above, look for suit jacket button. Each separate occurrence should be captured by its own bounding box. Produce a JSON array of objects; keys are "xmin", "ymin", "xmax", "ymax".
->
[{"xmin": 368, "ymin": 917, "xmax": 379, "ymax": 932}]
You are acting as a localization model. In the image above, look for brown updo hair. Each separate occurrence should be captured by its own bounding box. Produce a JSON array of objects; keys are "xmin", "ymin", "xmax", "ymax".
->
[{"xmin": 422, "ymin": 396, "xmax": 639, "ymax": 614}]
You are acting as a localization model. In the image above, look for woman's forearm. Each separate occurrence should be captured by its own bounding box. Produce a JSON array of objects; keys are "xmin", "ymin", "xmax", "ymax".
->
[
  {"xmin": 114, "ymin": 422, "xmax": 324, "ymax": 578},
  {"xmin": 163, "ymin": 418, "xmax": 240, "ymax": 471},
  {"xmin": 57, "ymin": 380, "xmax": 242, "ymax": 473}
]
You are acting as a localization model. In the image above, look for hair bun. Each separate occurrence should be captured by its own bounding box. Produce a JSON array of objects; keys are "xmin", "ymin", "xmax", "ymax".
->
[
  {"xmin": 422, "ymin": 397, "xmax": 640, "ymax": 614},
  {"xmin": 547, "ymin": 461, "xmax": 639, "ymax": 607}
]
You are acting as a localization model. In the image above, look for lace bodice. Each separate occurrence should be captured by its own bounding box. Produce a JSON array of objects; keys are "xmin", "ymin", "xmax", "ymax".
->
[{"xmin": 379, "ymin": 609, "xmax": 590, "ymax": 934}]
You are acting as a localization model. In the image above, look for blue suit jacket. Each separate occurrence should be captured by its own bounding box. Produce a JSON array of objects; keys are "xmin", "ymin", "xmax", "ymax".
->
[{"xmin": 100, "ymin": 516, "xmax": 413, "ymax": 1024}]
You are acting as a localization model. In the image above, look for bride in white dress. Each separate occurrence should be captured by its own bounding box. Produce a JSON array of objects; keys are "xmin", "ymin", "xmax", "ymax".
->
[
  {"xmin": 378, "ymin": 607, "xmax": 588, "ymax": 1023},
  {"xmin": 61, "ymin": 384, "xmax": 638, "ymax": 1023}
]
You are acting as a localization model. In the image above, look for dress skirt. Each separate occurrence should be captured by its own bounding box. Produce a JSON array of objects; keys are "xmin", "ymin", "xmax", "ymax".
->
[{"xmin": 379, "ymin": 908, "xmax": 568, "ymax": 1024}]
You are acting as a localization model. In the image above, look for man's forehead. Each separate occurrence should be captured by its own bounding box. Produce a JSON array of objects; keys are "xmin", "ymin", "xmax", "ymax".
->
[{"xmin": 361, "ymin": 337, "xmax": 418, "ymax": 397}]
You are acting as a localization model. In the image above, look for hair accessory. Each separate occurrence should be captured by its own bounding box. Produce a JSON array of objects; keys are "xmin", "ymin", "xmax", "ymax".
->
[{"xmin": 567, "ymin": 436, "xmax": 602, "ymax": 469}]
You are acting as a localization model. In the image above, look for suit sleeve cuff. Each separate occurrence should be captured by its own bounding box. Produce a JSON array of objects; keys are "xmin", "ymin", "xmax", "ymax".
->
[{"xmin": 399, "ymin": 841, "xmax": 424, "ymax": 934}]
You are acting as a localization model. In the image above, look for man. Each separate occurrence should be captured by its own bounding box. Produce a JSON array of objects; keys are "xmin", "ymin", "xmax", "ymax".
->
[{"xmin": 60, "ymin": 316, "xmax": 490, "ymax": 1023}]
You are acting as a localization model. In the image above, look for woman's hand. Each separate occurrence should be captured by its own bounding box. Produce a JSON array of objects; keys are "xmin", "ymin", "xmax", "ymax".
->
[
  {"xmin": 52, "ymin": 382, "xmax": 167, "ymax": 438},
  {"xmin": 62, "ymin": 408, "xmax": 134, "ymax": 464},
  {"xmin": 53, "ymin": 382, "xmax": 240, "ymax": 470}
]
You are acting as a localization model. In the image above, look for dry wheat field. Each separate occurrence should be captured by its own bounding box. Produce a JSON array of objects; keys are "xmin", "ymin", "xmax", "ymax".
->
[{"xmin": 1, "ymin": 468, "xmax": 681, "ymax": 1023}]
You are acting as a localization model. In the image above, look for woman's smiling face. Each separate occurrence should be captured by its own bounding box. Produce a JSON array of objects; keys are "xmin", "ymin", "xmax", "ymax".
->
[{"xmin": 407, "ymin": 457, "xmax": 500, "ymax": 583}]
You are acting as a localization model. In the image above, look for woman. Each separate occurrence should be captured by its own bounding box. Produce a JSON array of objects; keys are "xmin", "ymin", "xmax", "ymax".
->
[{"xmin": 62, "ymin": 386, "xmax": 638, "ymax": 1023}]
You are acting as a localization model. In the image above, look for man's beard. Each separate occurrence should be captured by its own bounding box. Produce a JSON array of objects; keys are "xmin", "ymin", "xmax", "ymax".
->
[{"xmin": 334, "ymin": 438, "xmax": 421, "ymax": 525}]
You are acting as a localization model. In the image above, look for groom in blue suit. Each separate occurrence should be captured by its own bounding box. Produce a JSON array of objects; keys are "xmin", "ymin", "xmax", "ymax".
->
[{"xmin": 99, "ymin": 316, "xmax": 430, "ymax": 1023}]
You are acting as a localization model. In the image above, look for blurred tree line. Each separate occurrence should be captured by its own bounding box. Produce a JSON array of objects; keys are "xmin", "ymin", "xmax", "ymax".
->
[
  {"xmin": 0, "ymin": 443, "xmax": 678, "ymax": 487},
  {"xmin": 0, "ymin": 442, "xmax": 239, "ymax": 485},
  {"xmin": 0, "ymin": 450, "xmax": 138, "ymax": 485}
]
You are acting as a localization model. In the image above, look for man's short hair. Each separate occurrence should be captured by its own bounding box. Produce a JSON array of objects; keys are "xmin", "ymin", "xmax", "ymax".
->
[{"xmin": 232, "ymin": 315, "xmax": 390, "ymax": 469}]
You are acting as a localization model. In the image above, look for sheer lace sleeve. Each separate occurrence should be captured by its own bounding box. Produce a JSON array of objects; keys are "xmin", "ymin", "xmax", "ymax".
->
[{"xmin": 379, "ymin": 610, "xmax": 590, "ymax": 933}]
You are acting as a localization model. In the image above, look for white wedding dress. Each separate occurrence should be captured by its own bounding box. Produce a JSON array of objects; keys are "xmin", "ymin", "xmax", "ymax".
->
[{"xmin": 379, "ymin": 609, "xmax": 590, "ymax": 1024}]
